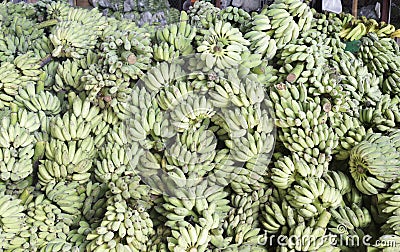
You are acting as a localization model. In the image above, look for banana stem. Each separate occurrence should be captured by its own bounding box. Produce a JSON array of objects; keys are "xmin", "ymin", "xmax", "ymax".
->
[
  {"xmin": 39, "ymin": 54, "xmax": 53, "ymax": 68},
  {"xmin": 36, "ymin": 79, "xmax": 45, "ymax": 93},
  {"xmin": 287, "ymin": 63, "xmax": 305, "ymax": 83},
  {"xmin": 376, "ymin": 193, "xmax": 391, "ymax": 204},
  {"xmin": 33, "ymin": 141, "xmax": 46, "ymax": 163},
  {"xmin": 36, "ymin": 19, "xmax": 59, "ymax": 30},
  {"xmin": 316, "ymin": 210, "xmax": 331, "ymax": 228},
  {"xmin": 121, "ymin": 51, "xmax": 137, "ymax": 64},
  {"xmin": 10, "ymin": 103, "xmax": 18, "ymax": 126}
]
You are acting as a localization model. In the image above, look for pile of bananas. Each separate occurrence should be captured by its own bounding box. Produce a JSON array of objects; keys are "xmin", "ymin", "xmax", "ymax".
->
[
  {"xmin": 340, "ymin": 15, "xmax": 399, "ymax": 41},
  {"xmin": 2, "ymin": 0, "xmax": 400, "ymax": 251},
  {"xmin": 91, "ymin": 0, "xmax": 181, "ymax": 26},
  {"xmin": 187, "ymin": 1, "xmax": 220, "ymax": 29},
  {"xmin": 219, "ymin": 6, "xmax": 251, "ymax": 32},
  {"xmin": 153, "ymin": 11, "xmax": 197, "ymax": 62}
]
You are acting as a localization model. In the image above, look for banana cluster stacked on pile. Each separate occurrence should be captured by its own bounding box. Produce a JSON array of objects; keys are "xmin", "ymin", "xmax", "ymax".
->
[{"xmin": 1, "ymin": 0, "xmax": 400, "ymax": 251}]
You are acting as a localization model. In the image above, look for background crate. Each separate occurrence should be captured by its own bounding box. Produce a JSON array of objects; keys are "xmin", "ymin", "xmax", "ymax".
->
[
  {"xmin": 168, "ymin": 0, "xmax": 184, "ymax": 10},
  {"xmin": 75, "ymin": 0, "xmax": 91, "ymax": 7}
]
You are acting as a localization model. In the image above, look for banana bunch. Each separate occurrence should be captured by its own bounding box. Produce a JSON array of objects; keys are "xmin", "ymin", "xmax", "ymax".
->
[
  {"xmin": 227, "ymin": 188, "xmax": 269, "ymax": 229},
  {"xmin": 336, "ymin": 12, "xmax": 354, "ymax": 26},
  {"xmin": 277, "ymin": 43, "xmax": 336, "ymax": 94},
  {"xmin": 99, "ymin": 29, "xmax": 153, "ymax": 81},
  {"xmin": 15, "ymin": 83, "xmax": 61, "ymax": 115},
  {"xmin": 25, "ymin": 193, "xmax": 75, "ymax": 251},
  {"xmin": 0, "ymin": 32, "xmax": 30, "ymax": 62},
  {"xmin": 391, "ymin": 29, "xmax": 400, "ymax": 38},
  {"xmin": 16, "ymin": 107, "xmax": 42, "ymax": 135},
  {"xmin": 271, "ymin": 152, "xmax": 328, "ymax": 191},
  {"xmin": 381, "ymin": 70, "xmax": 400, "ymax": 94},
  {"xmin": 0, "ymin": 112, "xmax": 36, "ymax": 183},
  {"xmin": 90, "ymin": 115, "xmax": 112, "ymax": 149},
  {"xmin": 276, "ymin": 211, "xmax": 336, "ymax": 251},
  {"xmin": 373, "ymin": 21, "xmax": 397, "ymax": 38},
  {"xmin": 378, "ymin": 180, "xmax": 400, "ymax": 236},
  {"xmin": 85, "ymin": 195, "xmax": 155, "ymax": 251},
  {"xmin": 95, "ymin": 130, "xmax": 134, "ymax": 182},
  {"xmin": 311, "ymin": 12, "xmax": 343, "ymax": 36},
  {"xmin": 339, "ymin": 22, "xmax": 367, "ymax": 41},
  {"xmin": 214, "ymin": 244, "xmax": 268, "ymax": 252},
  {"xmin": 165, "ymin": 126, "xmax": 216, "ymax": 171},
  {"xmin": 167, "ymin": 223, "xmax": 211, "ymax": 252},
  {"xmin": 61, "ymin": 7, "xmax": 108, "ymax": 35},
  {"xmin": 358, "ymin": 33, "xmax": 400, "ymax": 76},
  {"xmin": 343, "ymin": 187, "xmax": 364, "ymax": 210},
  {"xmin": 38, "ymin": 136, "xmax": 96, "ymax": 186},
  {"xmin": 0, "ymin": 61, "xmax": 25, "ymax": 108},
  {"xmin": 125, "ymin": 101, "xmax": 173, "ymax": 146},
  {"xmin": 154, "ymin": 11, "xmax": 197, "ymax": 59},
  {"xmin": 286, "ymin": 177, "xmax": 343, "ymax": 219},
  {"xmin": 66, "ymin": 220, "xmax": 92, "ymax": 250},
  {"xmin": 331, "ymin": 55, "xmax": 382, "ymax": 114},
  {"xmin": 220, "ymin": 6, "xmax": 251, "ymax": 32},
  {"xmin": 324, "ymin": 171, "xmax": 352, "ymax": 196},
  {"xmin": 225, "ymin": 130, "xmax": 274, "ymax": 163},
  {"xmin": 217, "ymin": 190, "xmax": 270, "ymax": 248},
  {"xmin": 327, "ymin": 204, "xmax": 371, "ymax": 247},
  {"xmin": 54, "ymin": 58, "xmax": 86, "ymax": 92},
  {"xmin": 207, "ymin": 71, "xmax": 267, "ymax": 109},
  {"xmin": 360, "ymin": 94, "xmax": 400, "ymax": 132},
  {"xmin": 369, "ymin": 234, "xmax": 400, "ymax": 252},
  {"xmin": 155, "ymin": 181, "xmax": 229, "ymax": 229},
  {"xmin": 332, "ymin": 114, "xmax": 367, "ymax": 160},
  {"xmin": 107, "ymin": 175, "xmax": 152, "ymax": 210},
  {"xmin": 244, "ymin": 15, "xmax": 277, "ymax": 60},
  {"xmin": 211, "ymin": 154, "xmax": 271, "ymax": 194},
  {"xmin": 5, "ymin": 13, "xmax": 44, "ymax": 41},
  {"xmin": 153, "ymin": 42, "xmax": 181, "ymax": 62},
  {"xmin": 80, "ymin": 63, "xmax": 132, "ymax": 115},
  {"xmin": 81, "ymin": 181, "xmax": 108, "ymax": 223},
  {"xmin": 44, "ymin": 1, "xmax": 70, "ymax": 21},
  {"xmin": 2, "ymin": 177, "xmax": 34, "ymax": 202},
  {"xmin": 0, "ymin": 1, "xmax": 37, "ymax": 20},
  {"xmin": 103, "ymin": 17, "xmax": 139, "ymax": 38},
  {"xmin": 41, "ymin": 61, "xmax": 58, "ymax": 88},
  {"xmin": 272, "ymin": 40, "xmax": 345, "ymax": 104},
  {"xmin": 67, "ymin": 92, "xmax": 108, "ymax": 140},
  {"xmin": 251, "ymin": 63, "xmax": 280, "ymax": 86},
  {"xmin": 49, "ymin": 20, "xmax": 98, "ymax": 59},
  {"xmin": 197, "ymin": 20, "xmax": 250, "ymax": 70},
  {"xmin": 44, "ymin": 180, "xmax": 86, "ymax": 223},
  {"xmin": 187, "ymin": 1, "xmax": 220, "ymax": 29},
  {"xmin": 261, "ymin": 0, "xmax": 313, "ymax": 49},
  {"xmin": 340, "ymin": 16, "xmax": 397, "ymax": 41},
  {"xmin": 261, "ymin": 198, "xmax": 299, "ymax": 235},
  {"xmin": 140, "ymin": 61, "xmax": 185, "ymax": 94},
  {"xmin": 349, "ymin": 132, "xmax": 400, "ymax": 195},
  {"xmin": 271, "ymin": 83, "xmax": 339, "ymax": 159},
  {"xmin": 23, "ymin": 193, "xmax": 72, "ymax": 251},
  {"xmin": 0, "ymin": 192, "xmax": 29, "ymax": 251},
  {"xmin": 313, "ymin": 33, "xmax": 346, "ymax": 56},
  {"xmin": 48, "ymin": 110, "xmax": 98, "ymax": 142},
  {"xmin": 218, "ymin": 222, "xmax": 261, "ymax": 248},
  {"xmin": 236, "ymin": 51, "xmax": 264, "ymax": 78},
  {"xmin": 147, "ymin": 226, "xmax": 170, "ymax": 251},
  {"xmin": 13, "ymin": 51, "xmax": 45, "ymax": 84}
]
